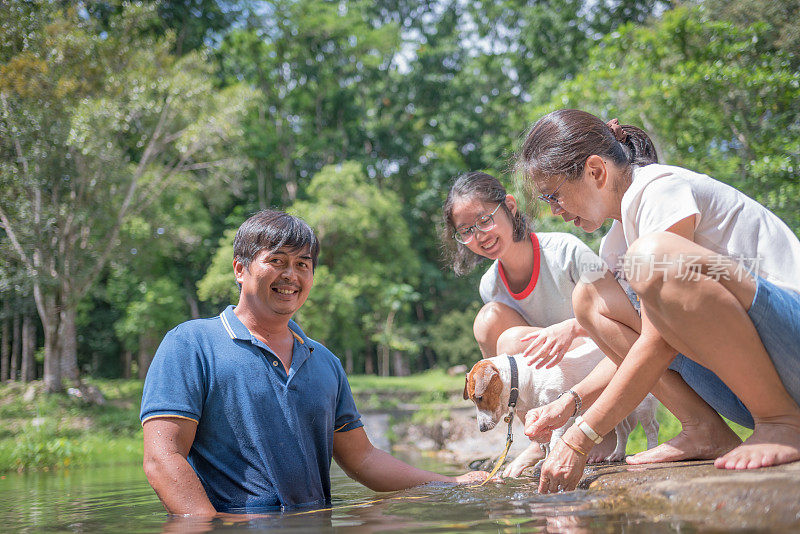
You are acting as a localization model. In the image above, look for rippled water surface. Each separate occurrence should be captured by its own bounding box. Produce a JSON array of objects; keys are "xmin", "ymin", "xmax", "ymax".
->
[{"xmin": 0, "ymin": 459, "xmax": 706, "ymax": 533}]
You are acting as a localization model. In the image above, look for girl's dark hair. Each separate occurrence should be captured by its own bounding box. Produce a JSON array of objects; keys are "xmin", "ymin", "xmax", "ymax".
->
[
  {"xmin": 517, "ymin": 109, "xmax": 658, "ymax": 192},
  {"xmin": 233, "ymin": 209, "xmax": 320, "ymax": 270},
  {"xmin": 441, "ymin": 171, "xmax": 530, "ymax": 276}
]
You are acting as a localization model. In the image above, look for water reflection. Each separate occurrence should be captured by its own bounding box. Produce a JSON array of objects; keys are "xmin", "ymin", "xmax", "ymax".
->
[{"xmin": 0, "ymin": 460, "xmax": 704, "ymax": 533}]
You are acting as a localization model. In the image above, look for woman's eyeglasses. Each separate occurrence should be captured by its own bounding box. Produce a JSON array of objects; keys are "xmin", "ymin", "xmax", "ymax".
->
[
  {"xmin": 537, "ymin": 175, "xmax": 569, "ymax": 206},
  {"xmin": 453, "ymin": 203, "xmax": 503, "ymax": 244}
]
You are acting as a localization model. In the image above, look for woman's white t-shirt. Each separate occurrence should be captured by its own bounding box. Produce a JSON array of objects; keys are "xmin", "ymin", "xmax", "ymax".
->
[
  {"xmin": 615, "ymin": 163, "xmax": 800, "ymax": 295},
  {"xmin": 479, "ymin": 232, "xmax": 605, "ymax": 327}
]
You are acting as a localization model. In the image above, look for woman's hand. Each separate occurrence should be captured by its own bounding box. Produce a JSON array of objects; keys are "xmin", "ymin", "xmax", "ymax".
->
[
  {"xmin": 520, "ymin": 319, "xmax": 581, "ymax": 369},
  {"xmin": 524, "ymin": 395, "xmax": 575, "ymax": 443},
  {"xmin": 537, "ymin": 435, "xmax": 589, "ymax": 494}
]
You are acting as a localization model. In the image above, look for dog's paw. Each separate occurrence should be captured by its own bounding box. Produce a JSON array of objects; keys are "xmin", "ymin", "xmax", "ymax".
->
[
  {"xmin": 502, "ymin": 457, "xmax": 534, "ymax": 478},
  {"xmin": 586, "ymin": 450, "xmax": 626, "ymax": 464},
  {"xmin": 603, "ymin": 451, "xmax": 627, "ymax": 463}
]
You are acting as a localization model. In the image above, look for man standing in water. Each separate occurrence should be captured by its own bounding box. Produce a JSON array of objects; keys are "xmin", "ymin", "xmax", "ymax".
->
[{"xmin": 140, "ymin": 210, "xmax": 486, "ymax": 515}]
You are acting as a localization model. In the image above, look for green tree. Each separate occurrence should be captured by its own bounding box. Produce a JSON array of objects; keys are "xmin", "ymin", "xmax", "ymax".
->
[
  {"xmin": 292, "ymin": 162, "xmax": 422, "ymax": 375},
  {"xmin": 215, "ymin": 0, "xmax": 401, "ymax": 209},
  {"xmin": 0, "ymin": 3, "xmax": 253, "ymax": 391},
  {"xmin": 531, "ymin": 4, "xmax": 800, "ymax": 233},
  {"xmin": 114, "ymin": 277, "xmax": 187, "ymax": 378}
]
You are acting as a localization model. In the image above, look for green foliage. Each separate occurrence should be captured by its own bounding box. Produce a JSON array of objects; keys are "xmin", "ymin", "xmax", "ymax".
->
[
  {"xmin": 347, "ymin": 368, "xmax": 465, "ymax": 395},
  {"xmin": 3, "ymin": 0, "xmax": 797, "ymax": 382},
  {"xmin": 427, "ymin": 302, "xmax": 482, "ymax": 368},
  {"xmin": 0, "ymin": 379, "xmax": 144, "ymax": 472},
  {"xmin": 196, "ymin": 228, "xmax": 239, "ymax": 307},
  {"xmin": 0, "ymin": 1, "xmax": 255, "ymax": 386},
  {"xmin": 114, "ymin": 278, "xmax": 187, "ymax": 352},
  {"xmin": 347, "ymin": 368, "xmax": 466, "ymax": 409},
  {"xmin": 292, "ymin": 162, "xmax": 422, "ymax": 371},
  {"xmin": 533, "ymin": 4, "xmax": 800, "ymax": 234}
]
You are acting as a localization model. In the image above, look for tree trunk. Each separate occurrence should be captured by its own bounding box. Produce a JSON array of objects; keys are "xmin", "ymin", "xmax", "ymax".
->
[
  {"xmin": 184, "ymin": 278, "xmax": 200, "ymax": 319},
  {"xmin": 137, "ymin": 347, "xmax": 151, "ymax": 379},
  {"xmin": 423, "ymin": 346, "xmax": 436, "ymax": 371},
  {"xmin": 137, "ymin": 347, "xmax": 152, "ymax": 379},
  {"xmin": 379, "ymin": 311, "xmax": 395, "ymax": 377},
  {"xmin": 137, "ymin": 332, "xmax": 158, "ymax": 379},
  {"xmin": 10, "ymin": 312, "xmax": 20, "ymax": 381},
  {"xmin": 121, "ymin": 350, "xmax": 132, "ymax": 379},
  {"xmin": 344, "ymin": 347, "xmax": 353, "ymax": 375},
  {"xmin": 363, "ymin": 335, "xmax": 374, "ymax": 375},
  {"xmin": 1, "ymin": 299, "xmax": 10, "ymax": 382},
  {"xmin": 59, "ymin": 304, "xmax": 79, "ymax": 384},
  {"xmin": 379, "ymin": 345, "xmax": 389, "ymax": 377},
  {"xmin": 392, "ymin": 350, "xmax": 408, "ymax": 377},
  {"xmin": 21, "ymin": 313, "xmax": 35, "ymax": 382},
  {"xmin": 37, "ymin": 290, "xmax": 63, "ymax": 392}
]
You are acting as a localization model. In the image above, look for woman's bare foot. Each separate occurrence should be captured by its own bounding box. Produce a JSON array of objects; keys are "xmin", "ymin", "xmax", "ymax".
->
[
  {"xmin": 626, "ymin": 419, "xmax": 741, "ymax": 464},
  {"xmin": 587, "ymin": 428, "xmax": 620, "ymax": 463},
  {"xmin": 714, "ymin": 417, "xmax": 800, "ymax": 469}
]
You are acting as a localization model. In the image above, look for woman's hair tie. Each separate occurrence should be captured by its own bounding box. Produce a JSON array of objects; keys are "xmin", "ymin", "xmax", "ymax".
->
[{"xmin": 606, "ymin": 118, "xmax": 628, "ymax": 143}]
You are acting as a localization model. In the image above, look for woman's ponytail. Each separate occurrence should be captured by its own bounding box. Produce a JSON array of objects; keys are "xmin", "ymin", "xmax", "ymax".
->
[
  {"xmin": 621, "ymin": 124, "xmax": 658, "ymax": 166},
  {"xmin": 519, "ymin": 110, "xmax": 658, "ymax": 191}
]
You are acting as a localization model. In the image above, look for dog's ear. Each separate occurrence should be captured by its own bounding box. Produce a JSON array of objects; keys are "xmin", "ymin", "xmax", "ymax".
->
[
  {"xmin": 474, "ymin": 364, "xmax": 499, "ymax": 398},
  {"xmin": 463, "ymin": 375, "xmax": 469, "ymax": 400}
]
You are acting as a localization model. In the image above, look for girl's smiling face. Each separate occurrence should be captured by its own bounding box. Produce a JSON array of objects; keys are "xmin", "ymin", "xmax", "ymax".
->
[{"xmin": 450, "ymin": 195, "xmax": 517, "ymax": 260}]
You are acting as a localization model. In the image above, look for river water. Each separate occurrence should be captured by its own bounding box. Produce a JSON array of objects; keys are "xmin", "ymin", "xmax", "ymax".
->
[{"xmin": 0, "ymin": 457, "xmax": 707, "ymax": 533}]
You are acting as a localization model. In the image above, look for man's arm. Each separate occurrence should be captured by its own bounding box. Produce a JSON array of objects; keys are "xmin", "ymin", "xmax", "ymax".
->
[
  {"xmin": 142, "ymin": 417, "xmax": 216, "ymax": 516},
  {"xmin": 333, "ymin": 427, "xmax": 486, "ymax": 490}
]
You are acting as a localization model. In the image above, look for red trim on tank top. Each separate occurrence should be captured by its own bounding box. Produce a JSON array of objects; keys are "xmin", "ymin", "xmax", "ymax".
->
[{"xmin": 498, "ymin": 233, "xmax": 540, "ymax": 300}]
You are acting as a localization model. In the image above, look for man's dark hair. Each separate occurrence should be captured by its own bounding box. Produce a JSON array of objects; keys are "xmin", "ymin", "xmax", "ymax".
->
[{"xmin": 233, "ymin": 210, "xmax": 320, "ymax": 270}]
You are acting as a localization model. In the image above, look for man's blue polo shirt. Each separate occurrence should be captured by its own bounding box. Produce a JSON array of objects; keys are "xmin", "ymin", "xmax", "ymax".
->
[{"xmin": 140, "ymin": 305, "xmax": 363, "ymax": 513}]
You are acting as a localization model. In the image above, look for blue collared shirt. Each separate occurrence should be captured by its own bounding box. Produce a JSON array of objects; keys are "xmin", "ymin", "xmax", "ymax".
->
[{"xmin": 140, "ymin": 305, "xmax": 363, "ymax": 512}]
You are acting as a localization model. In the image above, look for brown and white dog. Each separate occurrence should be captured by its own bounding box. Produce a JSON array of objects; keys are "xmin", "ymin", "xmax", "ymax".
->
[{"xmin": 463, "ymin": 341, "xmax": 659, "ymax": 477}]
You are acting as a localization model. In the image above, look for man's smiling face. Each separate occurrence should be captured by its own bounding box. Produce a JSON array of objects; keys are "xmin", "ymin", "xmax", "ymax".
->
[{"xmin": 234, "ymin": 246, "xmax": 314, "ymax": 318}]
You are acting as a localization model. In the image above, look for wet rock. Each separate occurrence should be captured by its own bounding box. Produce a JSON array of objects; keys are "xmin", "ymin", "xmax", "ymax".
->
[{"xmin": 581, "ymin": 460, "xmax": 800, "ymax": 530}]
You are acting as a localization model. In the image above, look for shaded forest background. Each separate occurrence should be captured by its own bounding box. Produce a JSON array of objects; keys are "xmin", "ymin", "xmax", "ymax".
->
[{"xmin": 1, "ymin": 0, "xmax": 798, "ymax": 392}]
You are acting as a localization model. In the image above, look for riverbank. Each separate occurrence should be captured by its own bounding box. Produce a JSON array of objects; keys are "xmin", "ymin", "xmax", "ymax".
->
[
  {"xmin": 0, "ymin": 380, "xmax": 143, "ymax": 472},
  {"xmin": 0, "ymin": 372, "xmax": 463, "ymax": 472},
  {"xmin": 0, "ymin": 371, "xmax": 750, "ymax": 472}
]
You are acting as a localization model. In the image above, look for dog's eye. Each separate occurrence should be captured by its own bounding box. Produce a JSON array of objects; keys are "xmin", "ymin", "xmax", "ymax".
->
[{"xmin": 475, "ymin": 395, "xmax": 483, "ymax": 402}]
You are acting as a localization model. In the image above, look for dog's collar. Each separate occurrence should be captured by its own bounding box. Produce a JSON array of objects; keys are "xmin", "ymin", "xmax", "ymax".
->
[
  {"xmin": 476, "ymin": 355, "xmax": 518, "ymax": 487},
  {"xmin": 507, "ymin": 354, "xmax": 519, "ymax": 409}
]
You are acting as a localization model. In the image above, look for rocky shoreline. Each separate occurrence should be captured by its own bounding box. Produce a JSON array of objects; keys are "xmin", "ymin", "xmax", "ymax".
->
[
  {"xmin": 363, "ymin": 405, "xmax": 800, "ymax": 531},
  {"xmin": 583, "ymin": 460, "xmax": 800, "ymax": 531}
]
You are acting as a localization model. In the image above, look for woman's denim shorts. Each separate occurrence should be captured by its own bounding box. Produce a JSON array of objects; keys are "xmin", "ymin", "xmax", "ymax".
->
[{"xmin": 631, "ymin": 276, "xmax": 800, "ymax": 429}]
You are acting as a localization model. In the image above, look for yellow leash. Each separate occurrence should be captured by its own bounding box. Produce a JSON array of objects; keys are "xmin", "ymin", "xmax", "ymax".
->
[{"xmin": 472, "ymin": 409, "xmax": 514, "ymax": 488}]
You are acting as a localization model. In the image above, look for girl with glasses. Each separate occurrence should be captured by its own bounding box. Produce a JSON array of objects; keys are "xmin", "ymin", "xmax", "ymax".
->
[
  {"xmin": 441, "ymin": 171, "xmax": 625, "ymax": 472},
  {"xmin": 518, "ymin": 109, "xmax": 800, "ymax": 495}
]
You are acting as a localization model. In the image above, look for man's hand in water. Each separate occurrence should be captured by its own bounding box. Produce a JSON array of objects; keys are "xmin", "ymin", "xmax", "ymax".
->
[{"xmin": 453, "ymin": 471, "xmax": 490, "ymax": 484}]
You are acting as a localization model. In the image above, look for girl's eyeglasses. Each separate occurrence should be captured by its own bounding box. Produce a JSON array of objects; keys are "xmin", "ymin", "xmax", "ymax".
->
[{"xmin": 453, "ymin": 203, "xmax": 503, "ymax": 244}]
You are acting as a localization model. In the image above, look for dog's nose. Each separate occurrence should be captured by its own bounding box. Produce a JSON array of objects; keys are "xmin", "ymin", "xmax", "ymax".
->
[{"xmin": 479, "ymin": 422, "xmax": 489, "ymax": 432}]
